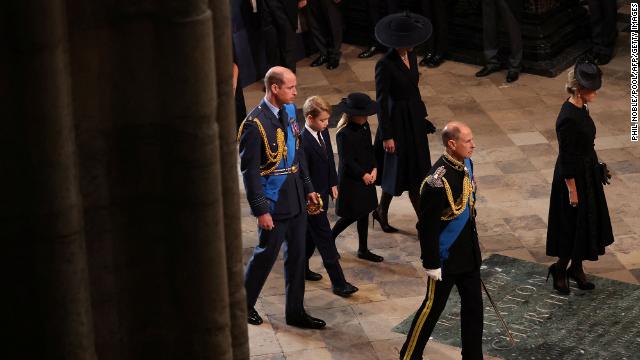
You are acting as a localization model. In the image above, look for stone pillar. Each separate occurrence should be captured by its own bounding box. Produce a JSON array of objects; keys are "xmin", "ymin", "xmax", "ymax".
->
[
  {"xmin": 2, "ymin": 1, "xmax": 97, "ymax": 359},
  {"xmin": 210, "ymin": 0, "xmax": 250, "ymax": 358},
  {"xmin": 2, "ymin": 0, "xmax": 248, "ymax": 358}
]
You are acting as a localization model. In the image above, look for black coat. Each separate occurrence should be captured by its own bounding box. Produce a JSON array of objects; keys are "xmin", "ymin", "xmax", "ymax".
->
[
  {"xmin": 374, "ymin": 49, "xmax": 432, "ymax": 195},
  {"xmin": 301, "ymin": 128, "xmax": 338, "ymax": 210},
  {"xmin": 335, "ymin": 121, "xmax": 378, "ymax": 219},
  {"xmin": 546, "ymin": 100, "xmax": 614, "ymax": 260}
]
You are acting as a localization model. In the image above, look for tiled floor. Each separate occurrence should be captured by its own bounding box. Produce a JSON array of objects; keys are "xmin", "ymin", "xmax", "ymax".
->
[{"xmin": 240, "ymin": 30, "xmax": 637, "ymax": 359}]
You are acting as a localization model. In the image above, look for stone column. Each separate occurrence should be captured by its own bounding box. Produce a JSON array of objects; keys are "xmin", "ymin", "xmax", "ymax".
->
[
  {"xmin": 210, "ymin": 0, "xmax": 250, "ymax": 358},
  {"xmin": 2, "ymin": 1, "xmax": 97, "ymax": 359}
]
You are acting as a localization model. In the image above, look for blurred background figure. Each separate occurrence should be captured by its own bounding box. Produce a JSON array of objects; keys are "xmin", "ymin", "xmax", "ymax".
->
[
  {"xmin": 307, "ymin": 0, "xmax": 343, "ymax": 69},
  {"xmin": 418, "ymin": 0, "xmax": 458, "ymax": 68},
  {"xmin": 586, "ymin": 0, "xmax": 618, "ymax": 65},
  {"xmin": 475, "ymin": 0, "xmax": 522, "ymax": 83}
]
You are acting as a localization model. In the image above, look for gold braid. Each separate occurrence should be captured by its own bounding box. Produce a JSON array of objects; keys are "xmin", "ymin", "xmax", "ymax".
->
[
  {"xmin": 441, "ymin": 167, "xmax": 475, "ymax": 220},
  {"xmin": 237, "ymin": 118, "xmax": 287, "ymax": 176}
]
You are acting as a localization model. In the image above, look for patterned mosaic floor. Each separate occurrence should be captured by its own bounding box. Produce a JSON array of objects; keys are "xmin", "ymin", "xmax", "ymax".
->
[{"xmin": 240, "ymin": 29, "xmax": 638, "ymax": 360}]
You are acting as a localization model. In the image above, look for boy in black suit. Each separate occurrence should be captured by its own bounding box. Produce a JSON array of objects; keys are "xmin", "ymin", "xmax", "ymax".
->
[{"xmin": 301, "ymin": 96, "xmax": 358, "ymax": 297}]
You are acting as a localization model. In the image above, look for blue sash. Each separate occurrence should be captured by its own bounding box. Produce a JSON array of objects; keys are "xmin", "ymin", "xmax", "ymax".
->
[
  {"xmin": 438, "ymin": 158, "xmax": 474, "ymax": 263},
  {"xmin": 260, "ymin": 104, "xmax": 298, "ymax": 212}
]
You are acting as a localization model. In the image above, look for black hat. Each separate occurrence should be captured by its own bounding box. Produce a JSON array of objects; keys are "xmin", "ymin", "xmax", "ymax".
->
[
  {"xmin": 337, "ymin": 92, "xmax": 378, "ymax": 116},
  {"xmin": 375, "ymin": 12, "xmax": 432, "ymax": 49},
  {"xmin": 575, "ymin": 60, "xmax": 602, "ymax": 90}
]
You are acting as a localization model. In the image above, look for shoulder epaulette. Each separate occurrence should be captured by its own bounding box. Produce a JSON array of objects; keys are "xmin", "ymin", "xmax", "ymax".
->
[
  {"xmin": 420, "ymin": 165, "xmax": 446, "ymax": 193},
  {"xmin": 236, "ymin": 116, "xmax": 257, "ymax": 142},
  {"xmin": 237, "ymin": 115, "xmax": 287, "ymax": 176}
]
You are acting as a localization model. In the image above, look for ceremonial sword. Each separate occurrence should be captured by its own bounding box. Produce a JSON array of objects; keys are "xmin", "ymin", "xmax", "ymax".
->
[{"xmin": 480, "ymin": 278, "xmax": 516, "ymax": 346}]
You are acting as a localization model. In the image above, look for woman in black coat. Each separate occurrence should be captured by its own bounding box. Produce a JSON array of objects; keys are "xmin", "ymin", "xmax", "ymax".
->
[
  {"xmin": 546, "ymin": 60, "xmax": 614, "ymax": 294},
  {"xmin": 372, "ymin": 12, "xmax": 436, "ymax": 232},
  {"xmin": 332, "ymin": 93, "xmax": 383, "ymax": 262}
]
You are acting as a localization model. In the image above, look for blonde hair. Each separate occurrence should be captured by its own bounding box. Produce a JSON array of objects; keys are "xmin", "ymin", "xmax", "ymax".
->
[
  {"xmin": 303, "ymin": 96, "xmax": 331, "ymax": 119},
  {"xmin": 565, "ymin": 68, "xmax": 581, "ymax": 95},
  {"xmin": 336, "ymin": 113, "xmax": 351, "ymax": 133}
]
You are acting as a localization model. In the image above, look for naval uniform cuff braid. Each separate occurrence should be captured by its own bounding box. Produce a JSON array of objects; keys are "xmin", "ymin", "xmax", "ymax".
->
[{"xmin": 250, "ymin": 195, "xmax": 270, "ymax": 216}]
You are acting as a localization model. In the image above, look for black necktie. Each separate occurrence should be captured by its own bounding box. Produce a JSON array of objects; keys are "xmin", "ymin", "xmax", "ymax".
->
[
  {"xmin": 277, "ymin": 109, "xmax": 287, "ymax": 128},
  {"xmin": 317, "ymin": 132, "xmax": 327, "ymax": 156}
]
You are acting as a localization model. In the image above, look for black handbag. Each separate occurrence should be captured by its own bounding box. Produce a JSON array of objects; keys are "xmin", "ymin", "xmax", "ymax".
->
[{"xmin": 598, "ymin": 162, "xmax": 611, "ymax": 185}]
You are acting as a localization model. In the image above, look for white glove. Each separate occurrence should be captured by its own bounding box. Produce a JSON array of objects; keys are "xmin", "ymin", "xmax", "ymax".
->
[{"xmin": 424, "ymin": 268, "xmax": 442, "ymax": 281}]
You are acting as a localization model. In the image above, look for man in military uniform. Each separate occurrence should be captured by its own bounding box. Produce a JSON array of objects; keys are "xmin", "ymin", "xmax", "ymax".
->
[
  {"xmin": 400, "ymin": 122, "xmax": 483, "ymax": 360},
  {"xmin": 238, "ymin": 66, "xmax": 326, "ymax": 329}
]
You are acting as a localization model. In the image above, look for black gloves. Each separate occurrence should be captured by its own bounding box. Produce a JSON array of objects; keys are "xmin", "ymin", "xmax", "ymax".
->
[
  {"xmin": 599, "ymin": 162, "xmax": 611, "ymax": 185},
  {"xmin": 425, "ymin": 119, "xmax": 436, "ymax": 134}
]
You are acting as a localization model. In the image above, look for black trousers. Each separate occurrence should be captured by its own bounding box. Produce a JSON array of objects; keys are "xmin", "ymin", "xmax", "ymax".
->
[
  {"xmin": 481, "ymin": 0, "xmax": 522, "ymax": 71},
  {"xmin": 244, "ymin": 211, "xmax": 306, "ymax": 319},
  {"xmin": 400, "ymin": 269, "xmax": 484, "ymax": 360},
  {"xmin": 307, "ymin": 0, "xmax": 342, "ymax": 60},
  {"xmin": 420, "ymin": 0, "xmax": 457, "ymax": 56},
  {"xmin": 306, "ymin": 195, "xmax": 347, "ymax": 287},
  {"xmin": 332, "ymin": 214, "xmax": 370, "ymax": 251},
  {"xmin": 260, "ymin": 0, "xmax": 298, "ymax": 72},
  {"xmin": 587, "ymin": 0, "xmax": 618, "ymax": 57}
]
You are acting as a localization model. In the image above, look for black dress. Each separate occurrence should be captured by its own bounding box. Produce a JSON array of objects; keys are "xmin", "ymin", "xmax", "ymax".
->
[
  {"xmin": 546, "ymin": 100, "xmax": 614, "ymax": 261},
  {"xmin": 374, "ymin": 49, "xmax": 431, "ymax": 195},
  {"xmin": 335, "ymin": 121, "xmax": 378, "ymax": 219}
]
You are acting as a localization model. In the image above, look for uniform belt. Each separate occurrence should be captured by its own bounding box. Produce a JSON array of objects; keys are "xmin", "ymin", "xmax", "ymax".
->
[{"xmin": 267, "ymin": 163, "xmax": 298, "ymax": 176}]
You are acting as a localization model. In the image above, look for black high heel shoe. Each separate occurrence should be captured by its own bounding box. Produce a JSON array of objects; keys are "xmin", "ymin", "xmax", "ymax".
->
[
  {"xmin": 372, "ymin": 210, "xmax": 399, "ymax": 233},
  {"xmin": 546, "ymin": 263, "xmax": 570, "ymax": 295},
  {"xmin": 567, "ymin": 267, "xmax": 595, "ymax": 290}
]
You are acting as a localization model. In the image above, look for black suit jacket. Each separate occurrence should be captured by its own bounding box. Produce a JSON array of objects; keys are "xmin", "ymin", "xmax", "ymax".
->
[
  {"xmin": 238, "ymin": 100, "xmax": 314, "ymax": 220},
  {"xmin": 301, "ymin": 128, "xmax": 338, "ymax": 209}
]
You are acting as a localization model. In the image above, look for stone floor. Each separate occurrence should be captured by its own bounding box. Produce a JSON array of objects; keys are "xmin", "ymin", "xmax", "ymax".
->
[{"xmin": 240, "ymin": 30, "xmax": 637, "ymax": 359}]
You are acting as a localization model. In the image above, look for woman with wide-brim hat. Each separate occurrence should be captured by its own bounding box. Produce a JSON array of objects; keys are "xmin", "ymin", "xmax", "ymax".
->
[
  {"xmin": 332, "ymin": 93, "xmax": 384, "ymax": 262},
  {"xmin": 372, "ymin": 12, "xmax": 437, "ymax": 232},
  {"xmin": 546, "ymin": 59, "xmax": 614, "ymax": 294}
]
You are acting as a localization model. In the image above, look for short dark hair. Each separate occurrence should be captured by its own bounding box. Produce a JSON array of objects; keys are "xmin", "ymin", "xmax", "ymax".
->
[{"xmin": 442, "ymin": 124, "xmax": 461, "ymax": 147}]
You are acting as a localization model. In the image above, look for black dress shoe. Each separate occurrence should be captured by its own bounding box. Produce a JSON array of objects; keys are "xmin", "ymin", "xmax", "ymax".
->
[
  {"xmin": 310, "ymin": 55, "xmax": 328, "ymax": 67},
  {"xmin": 286, "ymin": 312, "xmax": 326, "ymax": 329},
  {"xmin": 358, "ymin": 46, "xmax": 380, "ymax": 59},
  {"xmin": 305, "ymin": 269, "xmax": 323, "ymax": 281},
  {"xmin": 419, "ymin": 53, "xmax": 434, "ymax": 66},
  {"xmin": 248, "ymin": 308, "xmax": 263, "ymax": 325},
  {"xmin": 506, "ymin": 70, "xmax": 519, "ymax": 83},
  {"xmin": 426, "ymin": 54, "xmax": 445, "ymax": 68},
  {"xmin": 357, "ymin": 249, "xmax": 384, "ymax": 262},
  {"xmin": 333, "ymin": 282, "xmax": 359, "ymax": 297},
  {"xmin": 326, "ymin": 57, "xmax": 340, "ymax": 70},
  {"xmin": 475, "ymin": 65, "xmax": 501, "ymax": 77}
]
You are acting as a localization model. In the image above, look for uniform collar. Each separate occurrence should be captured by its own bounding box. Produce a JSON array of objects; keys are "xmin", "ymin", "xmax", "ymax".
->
[
  {"xmin": 443, "ymin": 152, "xmax": 466, "ymax": 172},
  {"xmin": 263, "ymin": 96, "xmax": 281, "ymax": 118}
]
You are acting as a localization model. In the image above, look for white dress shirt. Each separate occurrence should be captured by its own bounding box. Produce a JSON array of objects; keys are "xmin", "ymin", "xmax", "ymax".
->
[{"xmin": 304, "ymin": 124, "xmax": 325, "ymax": 146}]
